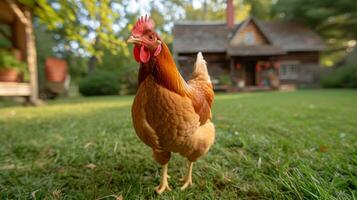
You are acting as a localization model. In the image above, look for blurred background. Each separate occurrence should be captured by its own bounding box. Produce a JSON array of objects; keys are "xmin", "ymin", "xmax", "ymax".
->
[
  {"xmin": 0, "ymin": 1, "xmax": 356, "ymax": 199},
  {"xmin": 0, "ymin": 0, "xmax": 356, "ymax": 103}
]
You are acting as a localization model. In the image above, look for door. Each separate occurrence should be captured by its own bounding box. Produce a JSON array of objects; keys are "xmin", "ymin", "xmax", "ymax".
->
[{"xmin": 244, "ymin": 61, "xmax": 256, "ymax": 86}]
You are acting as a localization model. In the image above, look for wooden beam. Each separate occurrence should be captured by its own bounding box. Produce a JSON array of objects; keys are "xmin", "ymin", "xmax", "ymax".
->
[
  {"xmin": 230, "ymin": 58, "xmax": 235, "ymax": 85},
  {"xmin": 0, "ymin": 82, "xmax": 31, "ymax": 96},
  {"xmin": 5, "ymin": 0, "xmax": 29, "ymax": 25},
  {"xmin": 24, "ymin": 8, "xmax": 39, "ymax": 103}
]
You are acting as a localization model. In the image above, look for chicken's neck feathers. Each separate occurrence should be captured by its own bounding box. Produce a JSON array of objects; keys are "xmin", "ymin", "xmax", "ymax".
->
[{"xmin": 139, "ymin": 43, "xmax": 188, "ymax": 96}]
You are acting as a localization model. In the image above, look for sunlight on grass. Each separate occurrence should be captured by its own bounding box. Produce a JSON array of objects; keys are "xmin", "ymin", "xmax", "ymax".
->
[
  {"xmin": 0, "ymin": 97, "xmax": 132, "ymax": 120},
  {"xmin": 0, "ymin": 90, "xmax": 356, "ymax": 199}
]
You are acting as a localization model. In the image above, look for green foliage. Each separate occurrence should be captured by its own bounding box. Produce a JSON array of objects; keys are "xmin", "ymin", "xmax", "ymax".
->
[
  {"xmin": 247, "ymin": 0, "xmax": 273, "ymax": 20},
  {"xmin": 0, "ymin": 50, "xmax": 27, "ymax": 74},
  {"xmin": 179, "ymin": 0, "xmax": 226, "ymax": 21},
  {"xmin": 0, "ymin": 25, "xmax": 12, "ymax": 49},
  {"xmin": 19, "ymin": 0, "xmax": 127, "ymax": 61},
  {"xmin": 321, "ymin": 64, "xmax": 357, "ymax": 88},
  {"xmin": 34, "ymin": 23, "xmax": 88, "ymax": 85},
  {"xmin": 272, "ymin": 0, "xmax": 357, "ymax": 65},
  {"xmin": 174, "ymin": 0, "xmax": 271, "ymax": 22},
  {"xmin": 34, "ymin": 24, "xmax": 56, "ymax": 89},
  {"xmin": 218, "ymin": 74, "xmax": 231, "ymax": 85},
  {"xmin": 66, "ymin": 54, "xmax": 88, "ymax": 83},
  {"xmin": 96, "ymin": 47, "xmax": 138, "ymax": 93},
  {"xmin": 79, "ymin": 70, "xmax": 120, "ymax": 96},
  {"xmin": 0, "ymin": 91, "xmax": 357, "ymax": 199},
  {"xmin": 272, "ymin": 0, "xmax": 357, "ymax": 40}
]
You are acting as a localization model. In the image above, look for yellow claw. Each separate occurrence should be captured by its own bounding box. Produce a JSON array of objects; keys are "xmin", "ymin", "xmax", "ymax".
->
[
  {"xmin": 180, "ymin": 161, "xmax": 194, "ymax": 190},
  {"xmin": 155, "ymin": 163, "xmax": 171, "ymax": 194}
]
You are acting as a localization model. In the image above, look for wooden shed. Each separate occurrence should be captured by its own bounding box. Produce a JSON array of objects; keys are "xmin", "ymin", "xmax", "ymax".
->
[{"xmin": 0, "ymin": 0, "xmax": 39, "ymax": 104}]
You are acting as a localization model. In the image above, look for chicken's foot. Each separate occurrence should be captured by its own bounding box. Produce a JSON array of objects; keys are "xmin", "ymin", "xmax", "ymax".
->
[
  {"xmin": 155, "ymin": 163, "xmax": 171, "ymax": 194},
  {"xmin": 180, "ymin": 161, "xmax": 193, "ymax": 190}
]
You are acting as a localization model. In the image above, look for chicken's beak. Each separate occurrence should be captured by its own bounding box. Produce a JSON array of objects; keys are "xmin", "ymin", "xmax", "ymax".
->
[{"xmin": 127, "ymin": 35, "xmax": 141, "ymax": 44}]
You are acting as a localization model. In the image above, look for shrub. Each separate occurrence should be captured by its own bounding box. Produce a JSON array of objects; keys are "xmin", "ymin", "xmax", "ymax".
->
[
  {"xmin": 79, "ymin": 70, "xmax": 120, "ymax": 96},
  {"xmin": 218, "ymin": 74, "xmax": 231, "ymax": 85},
  {"xmin": 321, "ymin": 64, "xmax": 357, "ymax": 88}
]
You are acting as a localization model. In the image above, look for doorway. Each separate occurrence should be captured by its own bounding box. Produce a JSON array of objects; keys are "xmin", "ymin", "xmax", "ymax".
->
[{"xmin": 244, "ymin": 61, "xmax": 256, "ymax": 86}]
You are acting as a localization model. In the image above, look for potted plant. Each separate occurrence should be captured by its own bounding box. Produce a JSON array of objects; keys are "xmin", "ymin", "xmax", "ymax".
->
[
  {"xmin": 0, "ymin": 50, "xmax": 28, "ymax": 82},
  {"xmin": 45, "ymin": 57, "xmax": 68, "ymax": 83}
]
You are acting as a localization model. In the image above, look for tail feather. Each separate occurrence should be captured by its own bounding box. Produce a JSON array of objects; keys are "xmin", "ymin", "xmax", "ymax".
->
[
  {"xmin": 192, "ymin": 52, "xmax": 211, "ymax": 83},
  {"xmin": 187, "ymin": 52, "xmax": 214, "ymax": 125}
]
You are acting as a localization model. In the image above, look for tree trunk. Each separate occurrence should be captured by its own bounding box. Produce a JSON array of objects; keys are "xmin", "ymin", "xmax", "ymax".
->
[
  {"xmin": 203, "ymin": 0, "xmax": 207, "ymax": 20},
  {"xmin": 88, "ymin": 55, "xmax": 97, "ymax": 74},
  {"xmin": 87, "ymin": 36, "xmax": 100, "ymax": 74}
]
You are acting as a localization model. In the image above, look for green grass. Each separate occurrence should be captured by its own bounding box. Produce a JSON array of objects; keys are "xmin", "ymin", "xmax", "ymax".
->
[{"xmin": 0, "ymin": 90, "xmax": 356, "ymax": 199}]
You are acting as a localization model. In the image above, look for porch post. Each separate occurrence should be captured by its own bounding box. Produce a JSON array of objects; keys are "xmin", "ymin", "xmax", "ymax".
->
[
  {"xmin": 230, "ymin": 58, "xmax": 235, "ymax": 85},
  {"xmin": 24, "ymin": 9, "xmax": 39, "ymax": 104}
]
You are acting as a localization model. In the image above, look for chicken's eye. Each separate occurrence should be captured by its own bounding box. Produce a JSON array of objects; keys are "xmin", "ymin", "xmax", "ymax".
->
[{"xmin": 148, "ymin": 34, "xmax": 155, "ymax": 40}]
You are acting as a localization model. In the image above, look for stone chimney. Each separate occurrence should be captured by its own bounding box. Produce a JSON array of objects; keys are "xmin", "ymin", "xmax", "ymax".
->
[{"xmin": 226, "ymin": 0, "xmax": 234, "ymax": 29}]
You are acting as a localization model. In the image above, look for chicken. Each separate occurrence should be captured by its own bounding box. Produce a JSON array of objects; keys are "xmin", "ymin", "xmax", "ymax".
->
[{"xmin": 127, "ymin": 15, "xmax": 215, "ymax": 194}]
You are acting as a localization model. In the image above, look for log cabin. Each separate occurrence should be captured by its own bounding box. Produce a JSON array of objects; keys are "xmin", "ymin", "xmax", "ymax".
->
[{"xmin": 173, "ymin": 1, "xmax": 326, "ymax": 91}]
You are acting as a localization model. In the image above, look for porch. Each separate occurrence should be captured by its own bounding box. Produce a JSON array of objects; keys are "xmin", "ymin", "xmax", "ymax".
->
[
  {"xmin": 177, "ymin": 54, "xmax": 282, "ymax": 91},
  {"xmin": 0, "ymin": 0, "xmax": 39, "ymax": 104},
  {"xmin": 228, "ymin": 56, "xmax": 281, "ymax": 90}
]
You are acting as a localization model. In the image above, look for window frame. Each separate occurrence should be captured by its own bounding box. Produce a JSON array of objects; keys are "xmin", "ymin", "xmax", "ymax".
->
[
  {"xmin": 244, "ymin": 31, "xmax": 255, "ymax": 45},
  {"xmin": 279, "ymin": 61, "xmax": 300, "ymax": 80}
]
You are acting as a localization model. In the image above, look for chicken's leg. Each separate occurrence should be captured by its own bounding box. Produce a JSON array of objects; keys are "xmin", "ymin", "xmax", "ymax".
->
[
  {"xmin": 155, "ymin": 163, "xmax": 171, "ymax": 194},
  {"xmin": 181, "ymin": 161, "xmax": 194, "ymax": 190}
]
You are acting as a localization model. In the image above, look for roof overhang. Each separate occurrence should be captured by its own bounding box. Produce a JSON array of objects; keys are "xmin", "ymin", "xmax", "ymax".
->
[
  {"xmin": 227, "ymin": 45, "xmax": 286, "ymax": 56},
  {"xmin": 174, "ymin": 49, "xmax": 227, "ymax": 54}
]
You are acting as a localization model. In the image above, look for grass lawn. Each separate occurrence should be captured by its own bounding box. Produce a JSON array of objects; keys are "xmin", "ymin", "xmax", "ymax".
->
[{"xmin": 0, "ymin": 90, "xmax": 356, "ymax": 199}]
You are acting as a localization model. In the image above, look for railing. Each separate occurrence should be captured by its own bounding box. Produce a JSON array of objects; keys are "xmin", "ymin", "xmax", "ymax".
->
[{"xmin": 0, "ymin": 82, "xmax": 31, "ymax": 96}]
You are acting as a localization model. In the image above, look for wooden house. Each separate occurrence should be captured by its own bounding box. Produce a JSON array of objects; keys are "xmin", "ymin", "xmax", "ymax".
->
[
  {"xmin": 173, "ymin": 1, "xmax": 325, "ymax": 91},
  {"xmin": 0, "ymin": 0, "xmax": 39, "ymax": 104}
]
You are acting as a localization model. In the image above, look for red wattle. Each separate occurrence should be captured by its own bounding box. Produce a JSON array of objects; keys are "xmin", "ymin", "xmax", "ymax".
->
[
  {"xmin": 133, "ymin": 45, "xmax": 141, "ymax": 63},
  {"xmin": 140, "ymin": 45, "xmax": 151, "ymax": 63},
  {"xmin": 154, "ymin": 45, "xmax": 162, "ymax": 56}
]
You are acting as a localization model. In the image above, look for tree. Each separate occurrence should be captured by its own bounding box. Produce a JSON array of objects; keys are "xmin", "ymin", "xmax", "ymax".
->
[
  {"xmin": 19, "ymin": 0, "xmax": 127, "ymax": 72},
  {"xmin": 165, "ymin": 0, "xmax": 272, "ymax": 23},
  {"xmin": 247, "ymin": 0, "xmax": 273, "ymax": 20},
  {"xmin": 272, "ymin": 0, "xmax": 357, "ymax": 65}
]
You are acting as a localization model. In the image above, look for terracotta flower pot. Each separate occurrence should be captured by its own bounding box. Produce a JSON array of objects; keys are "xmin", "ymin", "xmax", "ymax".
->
[
  {"xmin": 45, "ymin": 57, "xmax": 68, "ymax": 83},
  {"xmin": 0, "ymin": 68, "xmax": 19, "ymax": 82}
]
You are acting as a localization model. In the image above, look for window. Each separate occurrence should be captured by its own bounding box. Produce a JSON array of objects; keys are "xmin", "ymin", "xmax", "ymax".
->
[
  {"xmin": 279, "ymin": 62, "xmax": 299, "ymax": 80},
  {"xmin": 244, "ymin": 31, "xmax": 255, "ymax": 45}
]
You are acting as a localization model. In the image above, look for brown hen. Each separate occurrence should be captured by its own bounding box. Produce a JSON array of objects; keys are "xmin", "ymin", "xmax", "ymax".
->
[{"xmin": 127, "ymin": 15, "xmax": 215, "ymax": 194}]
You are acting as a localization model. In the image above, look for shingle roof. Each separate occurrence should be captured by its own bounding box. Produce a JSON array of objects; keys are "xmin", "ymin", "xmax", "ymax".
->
[
  {"xmin": 227, "ymin": 45, "xmax": 286, "ymax": 56},
  {"xmin": 173, "ymin": 18, "xmax": 326, "ymax": 54},
  {"xmin": 173, "ymin": 22, "xmax": 231, "ymax": 53},
  {"xmin": 257, "ymin": 21, "xmax": 326, "ymax": 51}
]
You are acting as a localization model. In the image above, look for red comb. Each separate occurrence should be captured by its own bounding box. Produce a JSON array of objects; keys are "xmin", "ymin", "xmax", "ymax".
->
[{"xmin": 132, "ymin": 15, "xmax": 155, "ymax": 36}]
